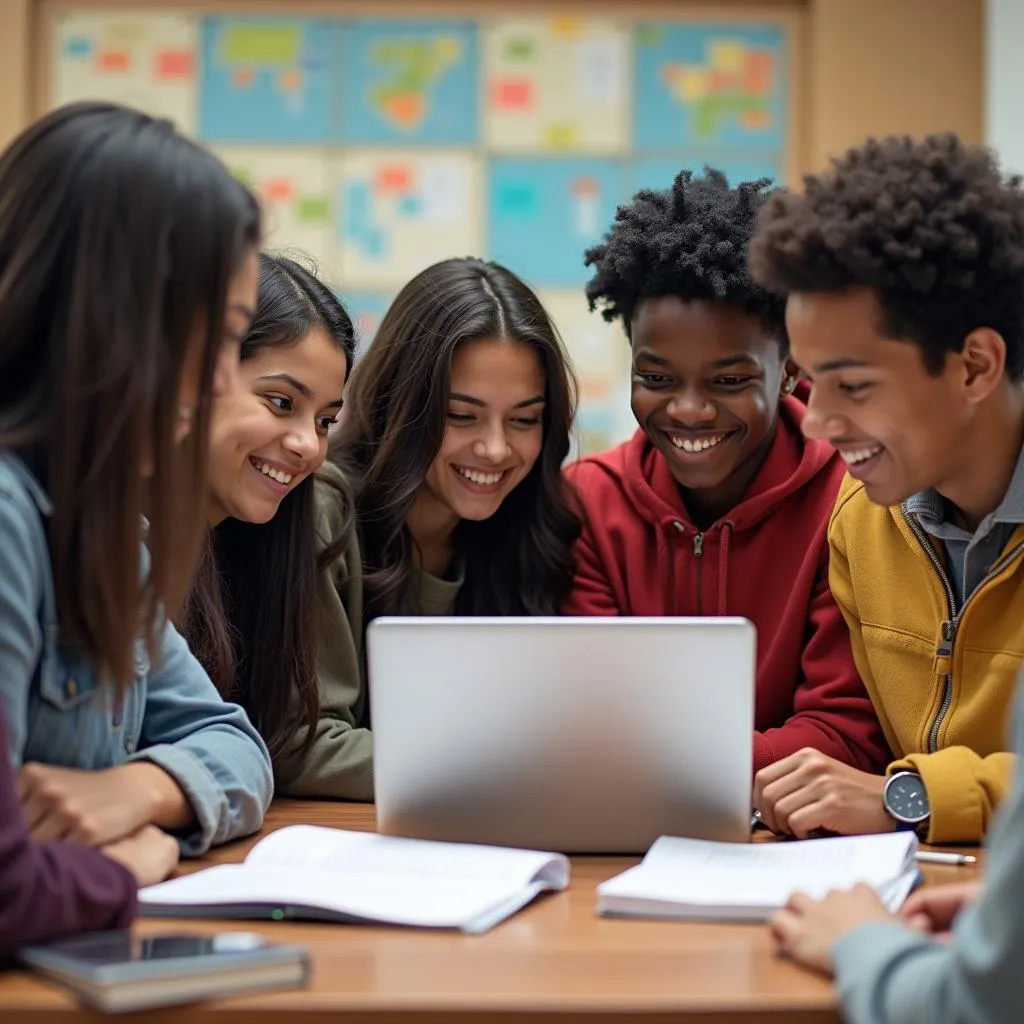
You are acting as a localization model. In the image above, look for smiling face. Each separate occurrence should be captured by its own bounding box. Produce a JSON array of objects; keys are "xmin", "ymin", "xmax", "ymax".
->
[
  {"xmin": 786, "ymin": 287, "xmax": 975, "ymax": 508},
  {"xmin": 206, "ymin": 326, "xmax": 347, "ymax": 525},
  {"xmin": 414, "ymin": 336, "xmax": 546, "ymax": 531},
  {"xmin": 630, "ymin": 296, "xmax": 789, "ymax": 514}
]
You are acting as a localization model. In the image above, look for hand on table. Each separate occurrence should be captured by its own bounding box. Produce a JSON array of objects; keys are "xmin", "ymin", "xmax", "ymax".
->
[
  {"xmin": 770, "ymin": 884, "xmax": 894, "ymax": 975},
  {"xmin": 102, "ymin": 825, "xmax": 180, "ymax": 886},
  {"xmin": 18, "ymin": 761, "xmax": 184, "ymax": 846},
  {"xmin": 753, "ymin": 749, "xmax": 894, "ymax": 838},
  {"xmin": 901, "ymin": 881, "xmax": 980, "ymax": 939}
]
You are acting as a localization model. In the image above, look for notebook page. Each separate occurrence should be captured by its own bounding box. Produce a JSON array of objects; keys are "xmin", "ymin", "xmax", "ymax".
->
[
  {"xmin": 600, "ymin": 832, "xmax": 916, "ymax": 907},
  {"xmin": 244, "ymin": 825, "xmax": 569, "ymax": 889},
  {"xmin": 140, "ymin": 864, "xmax": 549, "ymax": 930}
]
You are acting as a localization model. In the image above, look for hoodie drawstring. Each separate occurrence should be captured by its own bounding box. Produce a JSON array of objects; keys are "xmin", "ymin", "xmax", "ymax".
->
[
  {"xmin": 662, "ymin": 520, "xmax": 684, "ymax": 615},
  {"xmin": 717, "ymin": 520, "xmax": 734, "ymax": 616}
]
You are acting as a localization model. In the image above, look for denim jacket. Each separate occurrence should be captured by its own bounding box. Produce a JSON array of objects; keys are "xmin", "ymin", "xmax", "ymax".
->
[{"xmin": 0, "ymin": 452, "xmax": 273, "ymax": 854}]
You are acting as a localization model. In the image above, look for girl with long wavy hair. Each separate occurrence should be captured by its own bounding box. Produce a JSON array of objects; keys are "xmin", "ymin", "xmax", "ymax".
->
[{"xmin": 280, "ymin": 257, "xmax": 580, "ymax": 801}]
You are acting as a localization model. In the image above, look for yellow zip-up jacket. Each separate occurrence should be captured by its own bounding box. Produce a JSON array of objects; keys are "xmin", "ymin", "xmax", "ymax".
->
[{"xmin": 829, "ymin": 475, "xmax": 1023, "ymax": 844}]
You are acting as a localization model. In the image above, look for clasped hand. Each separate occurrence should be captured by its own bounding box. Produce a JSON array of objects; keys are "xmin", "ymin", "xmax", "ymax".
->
[
  {"xmin": 18, "ymin": 761, "xmax": 168, "ymax": 846},
  {"xmin": 753, "ymin": 748, "xmax": 895, "ymax": 837}
]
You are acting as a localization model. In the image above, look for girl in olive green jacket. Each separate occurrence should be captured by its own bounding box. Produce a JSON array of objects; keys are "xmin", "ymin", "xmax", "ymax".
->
[{"xmin": 281, "ymin": 257, "xmax": 581, "ymax": 801}]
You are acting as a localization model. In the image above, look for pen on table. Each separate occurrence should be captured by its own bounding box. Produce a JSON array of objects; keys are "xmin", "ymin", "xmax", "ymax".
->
[{"xmin": 914, "ymin": 851, "xmax": 977, "ymax": 866}]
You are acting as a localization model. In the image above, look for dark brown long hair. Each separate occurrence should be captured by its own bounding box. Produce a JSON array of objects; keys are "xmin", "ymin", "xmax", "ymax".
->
[
  {"xmin": 331, "ymin": 257, "xmax": 580, "ymax": 621},
  {"xmin": 0, "ymin": 102, "xmax": 260, "ymax": 686},
  {"xmin": 181, "ymin": 254, "xmax": 356, "ymax": 771}
]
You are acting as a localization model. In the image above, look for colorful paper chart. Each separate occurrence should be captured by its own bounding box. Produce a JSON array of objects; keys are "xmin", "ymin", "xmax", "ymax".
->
[
  {"xmin": 539, "ymin": 289, "xmax": 634, "ymax": 457},
  {"xmin": 213, "ymin": 147, "xmax": 335, "ymax": 275},
  {"xmin": 488, "ymin": 159, "xmax": 625, "ymax": 287},
  {"xmin": 54, "ymin": 11, "xmax": 198, "ymax": 133},
  {"xmin": 200, "ymin": 16, "xmax": 334, "ymax": 142},
  {"xmin": 483, "ymin": 18, "xmax": 629, "ymax": 154},
  {"xmin": 340, "ymin": 290, "xmax": 393, "ymax": 358},
  {"xmin": 338, "ymin": 20, "xmax": 478, "ymax": 144},
  {"xmin": 333, "ymin": 151, "xmax": 483, "ymax": 289}
]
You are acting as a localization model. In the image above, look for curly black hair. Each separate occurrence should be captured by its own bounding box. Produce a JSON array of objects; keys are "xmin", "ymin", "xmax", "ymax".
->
[
  {"xmin": 748, "ymin": 133, "xmax": 1024, "ymax": 379},
  {"xmin": 584, "ymin": 167, "xmax": 787, "ymax": 345}
]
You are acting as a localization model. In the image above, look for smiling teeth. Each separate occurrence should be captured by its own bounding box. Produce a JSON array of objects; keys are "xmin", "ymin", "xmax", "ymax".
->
[
  {"xmin": 840, "ymin": 446, "xmax": 882, "ymax": 466},
  {"xmin": 456, "ymin": 467, "xmax": 503, "ymax": 485},
  {"xmin": 252, "ymin": 459, "xmax": 293, "ymax": 485},
  {"xmin": 671, "ymin": 434, "xmax": 727, "ymax": 453}
]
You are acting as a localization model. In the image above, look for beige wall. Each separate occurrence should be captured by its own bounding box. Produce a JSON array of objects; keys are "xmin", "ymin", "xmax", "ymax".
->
[
  {"xmin": 0, "ymin": 0, "xmax": 31, "ymax": 149},
  {"xmin": 806, "ymin": 0, "xmax": 983, "ymax": 168},
  {"xmin": 0, "ymin": 0, "xmax": 984, "ymax": 168}
]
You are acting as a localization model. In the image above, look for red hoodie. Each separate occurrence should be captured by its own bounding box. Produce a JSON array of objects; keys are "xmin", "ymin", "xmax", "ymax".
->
[{"xmin": 564, "ymin": 394, "xmax": 889, "ymax": 776}]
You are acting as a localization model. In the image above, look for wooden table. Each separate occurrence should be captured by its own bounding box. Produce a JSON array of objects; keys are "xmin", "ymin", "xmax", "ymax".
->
[{"xmin": 0, "ymin": 800, "xmax": 981, "ymax": 1023}]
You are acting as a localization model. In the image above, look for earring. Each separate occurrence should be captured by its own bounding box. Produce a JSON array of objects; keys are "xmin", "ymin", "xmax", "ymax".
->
[{"xmin": 782, "ymin": 376, "xmax": 798, "ymax": 395}]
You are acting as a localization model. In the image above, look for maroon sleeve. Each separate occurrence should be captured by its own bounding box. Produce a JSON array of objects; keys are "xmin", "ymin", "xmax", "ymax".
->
[
  {"xmin": 562, "ymin": 518, "xmax": 624, "ymax": 616},
  {"xmin": 561, "ymin": 466, "xmax": 624, "ymax": 617},
  {"xmin": 0, "ymin": 708, "xmax": 137, "ymax": 960},
  {"xmin": 752, "ymin": 549, "xmax": 891, "ymax": 776}
]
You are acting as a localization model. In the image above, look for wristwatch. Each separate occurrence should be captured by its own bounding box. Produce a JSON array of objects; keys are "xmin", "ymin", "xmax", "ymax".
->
[{"xmin": 882, "ymin": 771, "xmax": 930, "ymax": 833}]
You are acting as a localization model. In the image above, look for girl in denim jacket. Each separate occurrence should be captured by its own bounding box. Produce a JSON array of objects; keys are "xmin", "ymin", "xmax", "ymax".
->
[{"xmin": 0, "ymin": 102, "xmax": 273, "ymax": 943}]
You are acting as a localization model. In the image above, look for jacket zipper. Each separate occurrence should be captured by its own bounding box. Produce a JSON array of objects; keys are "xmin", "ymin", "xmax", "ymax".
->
[
  {"xmin": 900, "ymin": 506, "xmax": 1024, "ymax": 752},
  {"xmin": 693, "ymin": 532, "xmax": 704, "ymax": 614}
]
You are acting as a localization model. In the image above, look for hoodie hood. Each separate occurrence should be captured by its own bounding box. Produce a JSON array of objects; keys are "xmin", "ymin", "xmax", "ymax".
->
[
  {"xmin": 616, "ymin": 391, "xmax": 834, "ymax": 535},
  {"xmin": 569, "ymin": 389, "xmax": 839, "ymax": 617}
]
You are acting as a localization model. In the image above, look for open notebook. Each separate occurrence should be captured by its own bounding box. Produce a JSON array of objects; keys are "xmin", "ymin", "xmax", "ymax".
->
[
  {"xmin": 597, "ymin": 831, "xmax": 919, "ymax": 921},
  {"xmin": 140, "ymin": 825, "xmax": 569, "ymax": 935}
]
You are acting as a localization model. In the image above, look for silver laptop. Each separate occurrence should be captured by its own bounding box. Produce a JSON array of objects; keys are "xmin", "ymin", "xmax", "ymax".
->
[{"xmin": 367, "ymin": 617, "xmax": 755, "ymax": 854}]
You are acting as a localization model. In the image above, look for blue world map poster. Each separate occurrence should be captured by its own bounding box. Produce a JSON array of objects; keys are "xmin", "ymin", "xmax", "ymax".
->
[
  {"xmin": 200, "ymin": 17, "xmax": 334, "ymax": 142},
  {"xmin": 337, "ymin": 20, "xmax": 478, "ymax": 144}
]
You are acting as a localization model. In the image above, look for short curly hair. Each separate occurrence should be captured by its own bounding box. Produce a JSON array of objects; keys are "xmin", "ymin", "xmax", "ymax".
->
[
  {"xmin": 748, "ymin": 133, "xmax": 1024, "ymax": 379},
  {"xmin": 584, "ymin": 168, "xmax": 787, "ymax": 346}
]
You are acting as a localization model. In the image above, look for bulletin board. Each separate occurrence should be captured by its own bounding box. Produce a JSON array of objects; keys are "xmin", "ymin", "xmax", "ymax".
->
[{"xmin": 39, "ymin": 2, "xmax": 802, "ymax": 456}]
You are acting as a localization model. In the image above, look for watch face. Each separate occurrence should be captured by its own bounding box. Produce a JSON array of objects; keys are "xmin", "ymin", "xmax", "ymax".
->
[{"xmin": 886, "ymin": 773, "xmax": 930, "ymax": 823}]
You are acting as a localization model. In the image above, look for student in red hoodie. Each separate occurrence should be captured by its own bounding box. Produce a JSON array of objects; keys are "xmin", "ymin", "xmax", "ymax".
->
[{"xmin": 565, "ymin": 169, "xmax": 888, "ymax": 777}]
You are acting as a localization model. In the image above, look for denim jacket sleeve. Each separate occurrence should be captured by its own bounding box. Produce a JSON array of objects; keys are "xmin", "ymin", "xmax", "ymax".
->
[
  {"xmin": 0, "ymin": 483, "xmax": 47, "ymax": 764},
  {"xmin": 0, "ymin": 455, "xmax": 272, "ymax": 856},
  {"xmin": 131, "ymin": 619, "xmax": 273, "ymax": 856}
]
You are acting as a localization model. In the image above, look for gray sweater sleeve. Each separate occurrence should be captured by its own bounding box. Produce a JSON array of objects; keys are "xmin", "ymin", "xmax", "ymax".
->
[{"xmin": 831, "ymin": 692, "xmax": 1024, "ymax": 1024}]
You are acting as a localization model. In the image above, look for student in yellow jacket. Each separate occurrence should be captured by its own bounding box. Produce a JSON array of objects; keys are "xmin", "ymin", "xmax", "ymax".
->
[{"xmin": 747, "ymin": 133, "xmax": 1024, "ymax": 844}]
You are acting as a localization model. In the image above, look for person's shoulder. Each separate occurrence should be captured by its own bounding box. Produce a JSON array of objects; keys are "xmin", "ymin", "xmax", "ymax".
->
[
  {"xmin": 312, "ymin": 461, "xmax": 362, "ymax": 580},
  {"xmin": 0, "ymin": 452, "xmax": 49, "ymax": 517},
  {"xmin": 0, "ymin": 453, "xmax": 49, "ymax": 555},
  {"xmin": 313, "ymin": 460, "xmax": 353, "ymax": 540},
  {"xmin": 314, "ymin": 457, "xmax": 349, "ymax": 494},
  {"xmin": 832, "ymin": 473, "xmax": 875, "ymax": 521},
  {"xmin": 827, "ymin": 473, "xmax": 901, "ymax": 553},
  {"xmin": 564, "ymin": 433, "xmax": 640, "ymax": 498},
  {"xmin": 0, "ymin": 454, "xmax": 49, "ymax": 611}
]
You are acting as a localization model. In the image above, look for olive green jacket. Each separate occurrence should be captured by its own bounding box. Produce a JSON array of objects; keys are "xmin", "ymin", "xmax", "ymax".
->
[{"xmin": 277, "ymin": 463, "xmax": 462, "ymax": 801}]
